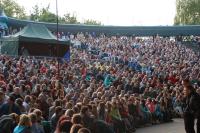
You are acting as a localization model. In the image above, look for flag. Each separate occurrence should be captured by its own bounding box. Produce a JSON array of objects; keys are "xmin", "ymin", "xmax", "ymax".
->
[{"xmin": 63, "ymin": 49, "xmax": 70, "ymax": 62}]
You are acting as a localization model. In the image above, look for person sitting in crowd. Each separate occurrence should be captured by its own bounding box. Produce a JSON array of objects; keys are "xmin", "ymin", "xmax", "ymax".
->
[
  {"xmin": 55, "ymin": 115, "xmax": 72, "ymax": 133},
  {"xmin": 0, "ymin": 95, "xmax": 21, "ymax": 116},
  {"xmin": 29, "ymin": 113, "xmax": 45, "ymax": 133},
  {"xmin": 51, "ymin": 106, "xmax": 63, "ymax": 131},
  {"xmin": 0, "ymin": 113, "xmax": 19, "ymax": 133},
  {"xmin": 13, "ymin": 114, "xmax": 32, "ymax": 133},
  {"xmin": 0, "ymin": 33, "xmax": 199, "ymax": 133}
]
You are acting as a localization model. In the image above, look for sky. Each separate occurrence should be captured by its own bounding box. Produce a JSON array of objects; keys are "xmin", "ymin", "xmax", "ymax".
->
[{"xmin": 16, "ymin": 0, "xmax": 176, "ymax": 26}]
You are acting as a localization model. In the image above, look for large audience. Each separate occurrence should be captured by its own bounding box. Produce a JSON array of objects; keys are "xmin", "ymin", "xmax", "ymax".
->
[{"xmin": 0, "ymin": 31, "xmax": 200, "ymax": 133}]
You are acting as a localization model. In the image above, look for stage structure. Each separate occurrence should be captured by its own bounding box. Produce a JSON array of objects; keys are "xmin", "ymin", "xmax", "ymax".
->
[{"xmin": 0, "ymin": 23, "xmax": 70, "ymax": 57}]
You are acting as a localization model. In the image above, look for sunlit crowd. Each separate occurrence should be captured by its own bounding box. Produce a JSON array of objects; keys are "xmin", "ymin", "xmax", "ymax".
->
[{"xmin": 0, "ymin": 32, "xmax": 200, "ymax": 133}]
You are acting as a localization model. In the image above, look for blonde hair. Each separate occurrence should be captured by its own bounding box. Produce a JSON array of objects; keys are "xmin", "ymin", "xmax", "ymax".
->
[
  {"xmin": 19, "ymin": 114, "xmax": 32, "ymax": 127},
  {"xmin": 9, "ymin": 113, "xmax": 19, "ymax": 123}
]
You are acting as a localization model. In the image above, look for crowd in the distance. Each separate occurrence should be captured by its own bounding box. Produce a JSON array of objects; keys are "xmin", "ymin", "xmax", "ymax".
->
[{"xmin": 0, "ymin": 32, "xmax": 200, "ymax": 133}]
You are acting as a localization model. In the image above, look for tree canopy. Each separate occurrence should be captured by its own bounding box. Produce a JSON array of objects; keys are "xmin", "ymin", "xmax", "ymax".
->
[
  {"xmin": 60, "ymin": 13, "xmax": 80, "ymax": 24},
  {"xmin": 0, "ymin": 0, "xmax": 102, "ymax": 25},
  {"xmin": 0, "ymin": 0, "xmax": 26, "ymax": 19},
  {"xmin": 174, "ymin": 0, "xmax": 200, "ymax": 25},
  {"xmin": 84, "ymin": 19, "xmax": 101, "ymax": 25}
]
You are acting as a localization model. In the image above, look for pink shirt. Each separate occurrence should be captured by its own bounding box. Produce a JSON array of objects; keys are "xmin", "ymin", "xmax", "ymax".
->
[{"xmin": 147, "ymin": 102, "xmax": 155, "ymax": 113}]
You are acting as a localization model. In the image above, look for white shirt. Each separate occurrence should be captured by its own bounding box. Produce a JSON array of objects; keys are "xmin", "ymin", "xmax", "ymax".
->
[{"xmin": 23, "ymin": 101, "xmax": 30, "ymax": 112}]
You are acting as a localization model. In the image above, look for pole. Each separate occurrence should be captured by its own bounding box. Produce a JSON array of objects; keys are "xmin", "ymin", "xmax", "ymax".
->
[{"xmin": 56, "ymin": 0, "xmax": 60, "ymax": 79}]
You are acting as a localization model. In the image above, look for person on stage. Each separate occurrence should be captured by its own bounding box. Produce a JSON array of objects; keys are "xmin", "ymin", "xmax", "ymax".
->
[{"xmin": 182, "ymin": 79, "xmax": 200, "ymax": 133}]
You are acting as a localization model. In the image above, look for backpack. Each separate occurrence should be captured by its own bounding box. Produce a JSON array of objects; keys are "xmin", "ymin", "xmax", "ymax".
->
[{"xmin": 0, "ymin": 115, "xmax": 16, "ymax": 133}]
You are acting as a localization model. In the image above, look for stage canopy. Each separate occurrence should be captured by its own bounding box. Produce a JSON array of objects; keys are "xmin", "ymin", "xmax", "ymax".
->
[
  {"xmin": 0, "ymin": 23, "xmax": 69, "ymax": 57},
  {"xmin": 7, "ymin": 17, "xmax": 200, "ymax": 37},
  {"xmin": 0, "ymin": 9, "xmax": 8, "ymax": 30}
]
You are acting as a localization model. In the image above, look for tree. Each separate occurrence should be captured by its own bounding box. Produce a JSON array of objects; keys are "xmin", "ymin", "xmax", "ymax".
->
[
  {"xmin": 39, "ymin": 5, "xmax": 57, "ymax": 23},
  {"xmin": 174, "ymin": 0, "xmax": 200, "ymax": 25},
  {"xmin": 84, "ymin": 19, "xmax": 102, "ymax": 25},
  {"xmin": 61, "ymin": 13, "xmax": 80, "ymax": 24},
  {"xmin": 29, "ymin": 4, "xmax": 57, "ymax": 23},
  {"xmin": 1, "ymin": 0, "xmax": 26, "ymax": 19},
  {"xmin": 0, "ymin": 0, "xmax": 102, "ymax": 25},
  {"xmin": 30, "ymin": 5, "xmax": 40, "ymax": 21}
]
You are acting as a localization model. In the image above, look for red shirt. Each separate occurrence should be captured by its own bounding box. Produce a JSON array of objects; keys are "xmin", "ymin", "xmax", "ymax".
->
[
  {"xmin": 81, "ymin": 67, "xmax": 87, "ymax": 78},
  {"xmin": 40, "ymin": 66, "xmax": 47, "ymax": 73},
  {"xmin": 168, "ymin": 76, "xmax": 178, "ymax": 84},
  {"xmin": 147, "ymin": 102, "xmax": 155, "ymax": 113}
]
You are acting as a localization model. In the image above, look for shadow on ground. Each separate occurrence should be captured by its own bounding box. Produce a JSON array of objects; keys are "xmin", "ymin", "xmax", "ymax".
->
[{"xmin": 136, "ymin": 119, "xmax": 185, "ymax": 133}]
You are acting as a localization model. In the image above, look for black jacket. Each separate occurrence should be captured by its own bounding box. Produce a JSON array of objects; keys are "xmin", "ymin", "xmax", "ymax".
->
[
  {"xmin": 184, "ymin": 92, "xmax": 200, "ymax": 117},
  {"xmin": 0, "ymin": 103, "xmax": 21, "ymax": 117},
  {"xmin": 0, "ymin": 115, "xmax": 17, "ymax": 133}
]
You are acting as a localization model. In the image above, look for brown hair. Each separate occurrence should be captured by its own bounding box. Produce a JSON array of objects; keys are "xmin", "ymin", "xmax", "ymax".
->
[
  {"xmin": 78, "ymin": 128, "xmax": 91, "ymax": 133},
  {"xmin": 185, "ymin": 85, "xmax": 195, "ymax": 92},
  {"xmin": 182, "ymin": 78, "xmax": 190, "ymax": 86},
  {"xmin": 55, "ymin": 99, "xmax": 62, "ymax": 107},
  {"xmin": 70, "ymin": 124, "xmax": 83, "ymax": 133},
  {"xmin": 80, "ymin": 106, "xmax": 88, "ymax": 114},
  {"xmin": 65, "ymin": 109, "xmax": 74, "ymax": 118},
  {"xmin": 29, "ymin": 113, "xmax": 37, "ymax": 123},
  {"xmin": 33, "ymin": 109, "xmax": 42, "ymax": 116},
  {"xmin": 33, "ymin": 109, "xmax": 43, "ymax": 122},
  {"xmin": 56, "ymin": 118, "xmax": 72, "ymax": 133},
  {"xmin": 72, "ymin": 114, "xmax": 82, "ymax": 124},
  {"xmin": 9, "ymin": 113, "xmax": 19, "ymax": 123},
  {"xmin": 55, "ymin": 106, "xmax": 63, "ymax": 114}
]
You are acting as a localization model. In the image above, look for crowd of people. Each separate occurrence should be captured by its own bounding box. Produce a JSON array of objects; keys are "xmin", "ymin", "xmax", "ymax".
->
[{"xmin": 0, "ymin": 32, "xmax": 200, "ymax": 133}]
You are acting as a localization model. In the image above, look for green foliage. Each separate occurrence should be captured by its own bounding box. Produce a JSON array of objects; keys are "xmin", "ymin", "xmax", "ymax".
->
[
  {"xmin": 0, "ymin": 0, "xmax": 26, "ymax": 19},
  {"xmin": 30, "ymin": 5, "xmax": 80, "ymax": 24},
  {"xmin": 39, "ymin": 5, "xmax": 57, "ymax": 23},
  {"xmin": 62, "ymin": 13, "xmax": 80, "ymax": 24},
  {"xmin": 84, "ymin": 19, "xmax": 102, "ymax": 25},
  {"xmin": 175, "ymin": 0, "xmax": 200, "ymax": 25},
  {"xmin": 30, "ymin": 5, "xmax": 40, "ymax": 21},
  {"xmin": 0, "ymin": 0, "xmax": 102, "ymax": 25},
  {"xmin": 30, "ymin": 4, "xmax": 57, "ymax": 23}
]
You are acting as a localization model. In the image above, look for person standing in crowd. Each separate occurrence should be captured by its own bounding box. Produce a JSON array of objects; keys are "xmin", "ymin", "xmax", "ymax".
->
[{"xmin": 183, "ymin": 81, "xmax": 200, "ymax": 133}]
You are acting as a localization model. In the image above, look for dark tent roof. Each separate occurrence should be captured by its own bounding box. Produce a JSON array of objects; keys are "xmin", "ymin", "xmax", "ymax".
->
[
  {"xmin": 13, "ymin": 23, "xmax": 67, "ymax": 44},
  {"xmin": 7, "ymin": 17, "xmax": 200, "ymax": 36},
  {"xmin": 14, "ymin": 23, "xmax": 56, "ymax": 39},
  {"xmin": 0, "ymin": 23, "xmax": 69, "ymax": 56}
]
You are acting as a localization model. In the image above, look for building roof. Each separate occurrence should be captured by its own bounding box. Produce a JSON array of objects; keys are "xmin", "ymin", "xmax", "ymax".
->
[{"xmin": 7, "ymin": 17, "xmax": 200, "ymax": 36}]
